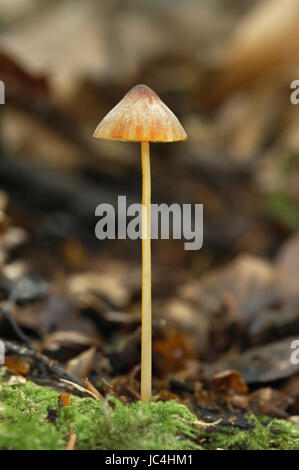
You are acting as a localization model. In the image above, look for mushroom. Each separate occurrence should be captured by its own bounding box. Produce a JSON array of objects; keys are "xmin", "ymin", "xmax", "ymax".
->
[{"xmin": 93, "ymin": 84, "xmax": 187, "ymax": 401}]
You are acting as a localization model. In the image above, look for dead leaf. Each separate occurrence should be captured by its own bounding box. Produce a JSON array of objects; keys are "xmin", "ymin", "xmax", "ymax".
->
[
  {"xmin": 194, "ymin": 255, "xmax": 280, "ymax": 322},
  {"xmin": 65, "ymin": 346, "xmax": 96, "ymax": 380},
  {"xmin": 249, "ymin": 387, "xmax": 293, "ymax": 418},
  {"xmin": 42, "ymin": 330, "xmax": 101, "ymax": 352},
  {"xmin": 204, "ymin": 337, "xmax": 299, "ymax": 383},
  {"xmin": 6, "ymin": 375, "xmax": 27, "ymax": 386},
  {"xmin": 211, "ymin": 370, "xmax": 248, "ymax": 397},
  {"xmin": 154, "ymin": 330, "xmax": 196, "ymax": 377},
  {"xmin": 5, "ymin": 356, "xmax": 30, "ymax": 376},
  {"xmin": 68, "ymin": 272, "xmax": 131, "ymax": 308}
]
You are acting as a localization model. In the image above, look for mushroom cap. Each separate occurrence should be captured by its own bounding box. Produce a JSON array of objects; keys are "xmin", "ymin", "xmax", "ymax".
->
[{"xmin": 93, "ymin": 84, "xmax": 187, "ymax": 143}]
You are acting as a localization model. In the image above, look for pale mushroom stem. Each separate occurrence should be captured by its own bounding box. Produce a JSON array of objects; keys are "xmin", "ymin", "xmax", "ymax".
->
[{"xmin": 141, "ymin": 141, "xmax": 152, "ymax": 402}]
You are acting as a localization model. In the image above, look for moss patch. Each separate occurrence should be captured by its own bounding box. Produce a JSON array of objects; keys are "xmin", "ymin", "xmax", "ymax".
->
[
  {"xmin": 1, "ymin": 378, "xmax": 299, "ymax": 450},
  {"xmin": 202, "ymin": 415, "xmax": 299, "ymax": 450},
  {"xmin": 0, "ymin": 379, "xmax": 200, "ymax": 450}
]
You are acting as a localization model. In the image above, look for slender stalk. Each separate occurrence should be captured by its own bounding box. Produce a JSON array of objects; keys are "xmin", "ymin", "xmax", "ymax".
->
[{"xmin": 141, "ymin": 141, "xmax": 151, "ymax": 402}]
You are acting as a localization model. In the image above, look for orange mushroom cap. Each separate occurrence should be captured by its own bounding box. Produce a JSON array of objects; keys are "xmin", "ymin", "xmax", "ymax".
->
[{"xmin": 93, "ymin": 84, "xmax": 187, "ymax": 143}]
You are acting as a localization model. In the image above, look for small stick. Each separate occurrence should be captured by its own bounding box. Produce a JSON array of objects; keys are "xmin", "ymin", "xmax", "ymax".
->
[
  {"xmin": 0, "ymin": 297, "xmax": 82, "ymax": 386},
  {"xmin": 101, "ymin": 377, "xmax": 114, "ymax": 394},
  {"xmin": 60, "ymin": 379, "xmax": 101, "ymax": 400},
  {"xmin": 2, "ymin": 339, "xmax": 83, "ymax": 386},
  {"xmin": 125, "ymin": 385, "xmax": 141, "ymax": 401},
  {"xmin": 65, "ymin": 429, "xmax": 77, "ymax": 450},
  {"xmin": 81, "ymin": 377, "xmax": 104, "ymax": 401},
  {"xmin": 128, "ymin": 364, "xmax": 141, "ymax": 388}
]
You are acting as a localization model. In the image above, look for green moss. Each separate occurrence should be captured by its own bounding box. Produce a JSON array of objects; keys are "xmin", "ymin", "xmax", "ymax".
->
[
  {"xmin": 202, "ymin": 415, "xmax": 299, "ymax": 450},
  {"xmin": 93, "ymin": 397, "xmax": 200, "ymax": 450},
  {"xmin": 0, "ymin": 379, "xmax": 200, "ymax": 450},
  {"xmin": 1, "ymin": 378, "xmax": 299, "ymax": 450}
]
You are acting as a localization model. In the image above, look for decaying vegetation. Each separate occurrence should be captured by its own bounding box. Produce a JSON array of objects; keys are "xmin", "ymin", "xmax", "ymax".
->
[{"xmin": 1, "ymin": 0, "xmax": 299, "ymax": 450}]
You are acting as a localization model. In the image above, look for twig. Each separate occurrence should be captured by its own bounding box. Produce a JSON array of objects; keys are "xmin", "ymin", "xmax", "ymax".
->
[
  {"xmin": 1, "ymin": 339, "xmax": 83, "ymax": 387},
  {"xmin": 1, "ymin": 290, "xmax": 83, "ymax": 386},
  {"xmin": 65, "ymin": 429, "xmax": 77, "ymax": 450},
  {"xmin": 81, "ymin": 377, "xmax": 104, "ymax": 401},
  {"xmin": 125, "ymin": 385, "xmax": 141, "ymax": 401},
  {"xmin": 60, "ymin": 378, "xmax": 102, "ymax": 401},
  {"xmin": 128, "ymin": 364, "xmax": 141, "ymax": 388},
  {"xmin": 101, "ymin": 377, "xmax": 114, "ymax": 395}
]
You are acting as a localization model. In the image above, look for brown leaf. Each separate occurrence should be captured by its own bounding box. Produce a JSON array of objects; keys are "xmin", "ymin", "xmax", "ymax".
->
[
  {"xmin": 65, "ymin": 346, "xmax": 96, "ymax": 380},
  {"xmin": 211, "ymin": 370, "xmax": 248, "ymax": 397},
  {"xmin": 154, "ymin": 329, "xmax": 196, "ymax": 377},
  {"xmin": 68, "ymin": 271, "xmax": 131, "ymax": 308},
  {"xmin": 201, "ymin": 0, "xmax": 299, "ymax": 106},
  {"xmin": 194, "ymin": 255, "xmax": 280, "ymax": 322},
  {"xmin": 5, "ymin": 355, "xmax": 30, "ymax": 376},
  {"xmin": 249, "ymin": 387, "xmax": 293, "ymax": 418},
  {"xmin": 42, "ymin": 330, "xmax": 101, "ymax": 353},
  {"xmin": 204, "ymin": 337, "xmax": 299, "ymax": 383}
]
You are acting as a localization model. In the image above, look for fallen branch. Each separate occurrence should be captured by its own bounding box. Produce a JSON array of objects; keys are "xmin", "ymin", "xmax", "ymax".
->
[{"xmin": 1, "ymin": 339, "xmax": 83, "ymax": 387}]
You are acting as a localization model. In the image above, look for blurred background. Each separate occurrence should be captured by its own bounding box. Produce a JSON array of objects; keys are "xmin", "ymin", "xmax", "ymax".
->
[{"xmin": 1, "ymin": 0, "xmax": 299, "ymax": 416}]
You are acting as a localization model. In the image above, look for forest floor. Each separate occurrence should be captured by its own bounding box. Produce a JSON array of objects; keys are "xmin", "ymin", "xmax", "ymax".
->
[
  {"xmin": 1, "ymin": 376, "xmax": 299, "ymax": 450},
  {"xmin": 1, "ymin": 0, "xmax": 299, "ymax": 451}
]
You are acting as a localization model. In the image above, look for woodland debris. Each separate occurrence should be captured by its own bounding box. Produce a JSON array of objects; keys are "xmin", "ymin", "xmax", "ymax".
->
[
  {"xmin": 81, "ymin": 377, "xmax": 104, "ymax": 402},
  {"xmin": 65, "ymin": 429, "xmax": 77, "ymax": 451},
  {"xmin": 65, "ymin": 346, "xmax": 96, "ymax": 380},
  {"xmin": 2, "ymin": 339, "xmax": 83, "ymax": 386},
  {"xmin": 204, "ymin": 337, "xmax": 299, "ymax": 384}
]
